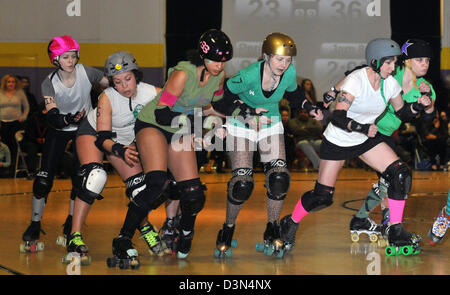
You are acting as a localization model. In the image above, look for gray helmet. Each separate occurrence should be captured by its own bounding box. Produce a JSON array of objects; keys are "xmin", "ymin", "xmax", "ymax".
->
[
  {"xmin": 105, "ymin": 51, "xmax": 138, "ymax": 77},
  {"xmin": 365, "ymin": 38, "xmax": 401, "ymax": 65}
]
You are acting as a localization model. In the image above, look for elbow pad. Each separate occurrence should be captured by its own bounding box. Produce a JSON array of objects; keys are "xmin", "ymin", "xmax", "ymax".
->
[
  {"xmin": 47, "ymin": 108, "xmax": 69, "ymax": 129},
  {"xmin": 330, "ymin": 109, "xmax": 352, "ymax": 131}
]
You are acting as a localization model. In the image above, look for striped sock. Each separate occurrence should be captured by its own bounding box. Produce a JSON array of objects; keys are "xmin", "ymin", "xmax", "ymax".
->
[{"xmin": 446, "ymin": 190, "xmax": 450, "ymax": 216}]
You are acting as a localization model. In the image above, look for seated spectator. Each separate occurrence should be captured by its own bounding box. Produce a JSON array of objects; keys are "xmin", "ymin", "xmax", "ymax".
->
[
  {"xmin": 288, "ymin": 109, "xmax": 323, "ymax": 170},
  {"xmin": 419, "ymin": 109, "xmax": 449, "ymax": 170},
  {"xmin": 280, "ymin": 105, "xmax": 296, "ymax": 169},
  {"xmin": 300, "ymin": 78, "xmax": 317, "ymax": 104},
  {"xmin": 0, "ymin": 135, "xmax": 11, "ymax": 178}
]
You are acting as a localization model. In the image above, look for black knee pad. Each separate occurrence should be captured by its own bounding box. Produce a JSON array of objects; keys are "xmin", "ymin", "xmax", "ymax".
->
[
  {"xmin": 131, "ymin": 170, "xmax": 168, "ymax": 211},
  {"xmin": 227, "ymin": 168, "xmax": 254, "ymax": 205},
  {"xmin": 301, "ymin": 181, "xmax": 335, "ymax": 212},
  {"xmin": 164, "ymin": 172, "xmax": 181, "ymax": 201},
  {"xmin": 33, "ymin": 171, "xmax": 53, "ymax": 198},
  {"xmin": 77, "ymin": 162, "xmax": 107, "ymax": 205},
  {"xmin": 264, "ymin": 159, "xmax": 290, "ymax": 200},
  {"xmin": 125, "ymin": 172, "xmax": 146, "ymax": 199},
  {"xmin": 179, "ymin": 178, "xmax": 206, "ymax": 216},
  {"xmin": 382, "ymin": 160, "xmax": 411, "ymax": 200}
]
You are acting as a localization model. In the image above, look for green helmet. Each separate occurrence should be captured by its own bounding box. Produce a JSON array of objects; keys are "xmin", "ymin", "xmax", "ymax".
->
[{"xmin": 105, "ymin": 51, "xmax": 138, "ymax": 77}]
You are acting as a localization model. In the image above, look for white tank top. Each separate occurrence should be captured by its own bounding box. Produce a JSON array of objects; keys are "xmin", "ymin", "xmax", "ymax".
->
[
  {"xmin": 323, "ymin": 68, "xmax": 402, "ymax": 147},
  {"xmin": 87, "ymin": 82, "xmax": 157, "ymax": 145},
  {"xmin": 50, "ymin": 64, "xmax": 93, "ymax": 131}
]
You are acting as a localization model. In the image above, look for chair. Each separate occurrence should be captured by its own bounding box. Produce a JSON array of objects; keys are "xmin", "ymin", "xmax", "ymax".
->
[{"xmin": 14, "ymin": 130, "xmax": 30, "ymax": 178}]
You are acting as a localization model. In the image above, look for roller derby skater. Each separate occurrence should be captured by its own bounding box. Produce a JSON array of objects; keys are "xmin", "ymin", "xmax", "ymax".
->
[
  {"xmin": 56, "ymin": 214, "xmax": 72, "ymax": 247},
  {"xmin": 349, "ymin": 215, "xmax": 383, "ymax": 243},
  {"xmin": 106, "ymin": 236, "xmax": 140, "ymax": 269},
  {"xmin": 72, "ymin": 51, "xmax": 163, "ymax": 265},
  {"xmin": 20, "ymin": 221, "xmax": 45, "ymax": 253},
  {"xmin": 384, "ymin": 223, "xmax": 422, "ymax": 256},
  {"xmin": 160, "ymin": 213, "xmax": 181, "ymax": 254},
  {"xmin": 256, "ymin": 221, "xmax": 285, "ymax": 258},
  {"xmin": 281, "ymin": 38, "xmax": 430, "ymax": 254},
  {"xmin": 212, "ymin": 32, "xmax": 322, "ymax": 259},
  {"xmin": 134, "ymin": 29, "xmax": 233, "ymax": 259},
  {"xmin": 325, "ymin": 39, "xmax": 436, "ymax": 244},
  {"xmin": 21, "ymin": 35, "xmax": 108, "ymax": 253},
  {"xmin": 139, "ymin": 223, "xmax": 168, "ymax": 256}
]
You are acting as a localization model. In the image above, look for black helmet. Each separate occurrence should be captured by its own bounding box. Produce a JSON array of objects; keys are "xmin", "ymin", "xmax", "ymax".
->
[
  {"xmin": 401, "ymin": 39, "xmax": 433, "ymax": 59},
  {"xmin": 198, "ymin": 29, "xmax": 233, "ymax": 62}
]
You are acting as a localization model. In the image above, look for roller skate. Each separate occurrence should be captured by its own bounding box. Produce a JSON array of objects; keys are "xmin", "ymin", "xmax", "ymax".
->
[
  {"xmin": 20, "ymin": 221, "xmax": 45, "ymax": 253},
  {"xmin": 428, "ymin": 206, "xmax": 449, "ymax": 245},
  {"xmin": 280, "ymin": 214, "xmax": 298, "ymax": 251},
  {"xmin": 176, "ymin": 230, "xmax": 194, "ymax": 259},
  {"xmin": 106, "ymin": 236, "xmax": 140, "ymax": 269},
  {"xmin": 56, "ymin": 215, "xmax": 72, "ymax": 247},
  {"xmin": 62, "ymin": 232, "xmax": 91, "ymax": 266},
  {"xmin": 349, "ymin": 216, "xmax": 383, "ymax": 243},
  {"xmin": 256, "ymin": 221, "xmax": 285, "ymax": 258},
  {"xmin": 139, "ymin": 223, "xmax": 168, "ymax": 256},
  {"xmin": 160, "ymin": 216, "xmax": 180, "ymax": 254},
  {"xmin": 214, "ymin": 224, "xmax": 237, "ymax": 258},
  {"xmin": 384, "ymin": 223, "xmax": 422, "ymax": 256}
]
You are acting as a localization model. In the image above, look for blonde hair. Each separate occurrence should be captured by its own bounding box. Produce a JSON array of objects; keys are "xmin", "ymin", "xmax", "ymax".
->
[
  {"xmin": 405, "ymin": 60, "xmax": 418, "ymax": 90},
  {"xmin": 0, "ymin": 74, "xmax": 22, "ymax": 92}
]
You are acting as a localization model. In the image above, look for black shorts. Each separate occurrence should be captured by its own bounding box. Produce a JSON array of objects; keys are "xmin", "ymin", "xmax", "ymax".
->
[
  {"xmin": 320, "ymin": 133, "xmax": 387, "ymax": 161},
  {"xmin": 76, "ymin": 118, "xmax": 96, "ymax": 138},
  {"xmin": 134, "ymin": 118, "xmax": 177, "ymax": 144}
]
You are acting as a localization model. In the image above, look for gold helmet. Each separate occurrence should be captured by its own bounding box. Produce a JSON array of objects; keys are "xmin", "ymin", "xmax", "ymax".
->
[{"xmin": 262, "ymin": 32, "xmax": 297, "ymax": 57}]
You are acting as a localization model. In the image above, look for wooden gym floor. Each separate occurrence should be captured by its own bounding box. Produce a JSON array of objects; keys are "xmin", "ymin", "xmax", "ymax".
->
[{"xmin": 0, "ymin": 168, "xmax": 448, "ymax": 276}]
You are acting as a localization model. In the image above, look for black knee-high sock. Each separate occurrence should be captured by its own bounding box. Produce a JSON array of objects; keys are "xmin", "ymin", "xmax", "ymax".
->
[{"xmin": 119, "ymin": 203, "xmax": 148, "ymax": 239}]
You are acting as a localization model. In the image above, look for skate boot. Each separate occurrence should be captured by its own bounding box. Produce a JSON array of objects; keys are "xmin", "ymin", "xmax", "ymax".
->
[
  {"xmin": 385, "ymin": 223, "xmax": 422, "ymax": 256},
  {"xmin": 176, "ymin": 230, "xmax": 194, "ymax": 259},
  {"xmin": 139, "ymin": 223, "xmax": 167, "ymax": 256},
  {"xmin": 280, "ymin": 214, "xmax": 299, "ymax": 251},
  {"xmin": 256, "ymin": 221, "xmax": 285, "ymax": 258},
  {"xmin": 214, "ymin": 224, "xmax": 237, "ymax": 258},
  {"xmin": 62, "ymin": 232, "xmax": 91, "ymax": 266},
  {"xmin": 106, "ymin": 236, "xmax": 140, "ymax": 269},
  {"xmin": 20, "ymin": 221, "xmax": 45, "ymax": 253},
  {"xmin": 160, "ymin": 216, "xmax": 180, "ymax": 254},
  {"xmin": 349, "ymin": 216, "xmax": 383, "ymax": 243},
  {"xmin": 56, "ymin": 215, "xmax": 72, "ymax": 247},
  {"xmin": 428, "ymin": 206, "xmax": 449, "ymax": 245}
]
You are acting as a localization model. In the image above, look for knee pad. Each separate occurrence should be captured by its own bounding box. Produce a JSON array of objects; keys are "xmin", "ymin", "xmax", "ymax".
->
[
  {"xmin": 382, "ymin": 160, "xmax": 411, "ymax": 200},
  {"xmin": 165, "ymin": 172, "xmax": 181, "ymax": 201},
  {"xmin": 130, "ymin": 170, "xmax": 168, "ymax": 211},
  {"xmin": 227, "ymin": 168, "xmax": 254, "ymax": 205},
  {"xmin": 125, "ymin": 172, "xmax": 146, "ymax": 199},
  {"xmin": 33, "ymin": 171, "xmax": 53, "ymax": 198},
  {"xmin": 179, "ymin": 178, "xmax": 206, "ymax": 216},
  {"xmin": 264, "ymin": 159, "xmax": 290, "ymax": 201},
  {"xmin": 301, "ymin": 181, "xmax": 335, "ymax": 212},
  {"xmin": 77, "ymin": 163, "xmax": 107, "ymax": 205}
]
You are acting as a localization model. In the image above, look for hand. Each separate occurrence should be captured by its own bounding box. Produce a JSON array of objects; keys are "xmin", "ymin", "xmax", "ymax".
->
[
  {"xmin": 367, "ymin": 124, "xmax": 378, "ymax": 138},
  {"xmin": 417, "ymin": 95, "xmax": 431, "ymax": 108},
  {"xmin": 123, "ymin": 144, "xmax": 140, "ymax": 167},
  {"xmin": 418, "ymin": 81, "xmax": 431, "ymax": 94},
  {"xmin": 309, "ymin": 108, "xmax": 323, "ymax": 121}
]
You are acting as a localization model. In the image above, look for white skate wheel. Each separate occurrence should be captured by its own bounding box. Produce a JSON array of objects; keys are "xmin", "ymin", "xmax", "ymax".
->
[{"xmin": 350, "ymin": 232, "xmax": 360, "ymax": 243}]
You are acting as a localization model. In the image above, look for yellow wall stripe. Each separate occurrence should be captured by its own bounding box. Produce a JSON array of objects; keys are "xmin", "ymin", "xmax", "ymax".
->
[
  {"xmin": 0, "ymin": 42, "xmax": 164, "ymax": 68},
  {"xmin": 441, "ymin": 47, "xmax": 450, "ymax": 70}
]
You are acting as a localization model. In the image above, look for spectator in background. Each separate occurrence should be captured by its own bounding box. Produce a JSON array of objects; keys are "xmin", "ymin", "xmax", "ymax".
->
[
  {"xmin": 280, "ymin": 105, "xmax": 296, "ymax": 169},
  {"xmin": 288, "ymin": 108, "xmax": 323, "ymax": 170},
  {"xmin": 0, "ymin": 74, "xmax": 30, "ymax": 176},
  {"xmin": 0, "ymin": 134, "xmax": 11, "ymax": 178},
  {"xmin": 300, "ymin": 78, "xmax": 317, "ymax": 104},
  {"xmin": 419, "ymin": 109, "xmax": 449, "ymax": 170},
  {"xmin": 18, "ymin": 76, "xmax": 38, "ymax": 116}
]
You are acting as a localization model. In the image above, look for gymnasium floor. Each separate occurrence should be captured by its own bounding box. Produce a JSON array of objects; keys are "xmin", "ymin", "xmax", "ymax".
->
[{"xmin": 0, "ymin": 168, "xmax": 448, "ymax": 276}]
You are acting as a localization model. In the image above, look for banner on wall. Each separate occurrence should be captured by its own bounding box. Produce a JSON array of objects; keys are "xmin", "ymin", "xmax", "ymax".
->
[
  {"xmin": 441, "ymin": 0, "xmax": 450, "ymax": 88},
  {"xmin": 222, "ymin": 0, "xmax": 391, "ymax": 97}
]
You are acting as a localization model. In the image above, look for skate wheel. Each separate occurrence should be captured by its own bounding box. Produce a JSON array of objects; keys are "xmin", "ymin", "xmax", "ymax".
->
[
  {"xmin": 37, "ymin": 242, "xmax": 44, "ymax": 251},
  {"xmin": 177, "ymin": 251, "xmax": 189, "ymax": 259},
  {"xmin": 56, "ymin": 236, "xmax": 66, "ymax": 247},
  {"xmin": 264, "ymin": 246, "xmax": 274, "ymax": 256},
  {"xmin": 369, "ymin": 234, "xmax": 378, "ymax": 243},
  {"xmin": 385, "ymin": 246, "xmax": 395, "ymax": 256},
  {"xmin": 256, "ymin": 242, "xmax": 264, "ymax": 252},
  {"xmin": 401, "ymin": 246, "xmax": 412, "ymax": 256},
  {"xmin": 106, "ymin": 257, "xmax": 117, "ymax": 268},
  {"xmin": 350, "ymin": 232, "xmax": 360, "ymax": 243},
  {"xmin": 377, "ymin": 239, "xmax": 387, "ymax": 248},
  {"xmin": 275, "ymin": 250, "xmax": 284, "ymax": 259},
  {"xmin": 231, "ymin": 239, "xmax": 237, "ymax": 248},
  {"xmin": 130, "ymin": 259, "xmax": 140, "ymax": 269},
  {"xmin": 80, "ymin": 255, "xmax": 91, "ymax": 266},
  {"xmin": 214, "ymin": 248, "xmax": 221, "ymax": 258},
  {"xmin": 119, "ymin": 259, "xmax": 129, "ymax": 269}
]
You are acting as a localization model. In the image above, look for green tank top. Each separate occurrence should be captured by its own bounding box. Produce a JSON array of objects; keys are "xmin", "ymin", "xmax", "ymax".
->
[
  {"xmin": 137, "ymin": 61, "xmax": 224, "ymax": 134},
  {"xmin": 376, "ymin": 65, "xmax": 436, "ymax": 136},
  {"xmin": 226, "ymin": 60, "xmax": 297, "ymax": 129}
]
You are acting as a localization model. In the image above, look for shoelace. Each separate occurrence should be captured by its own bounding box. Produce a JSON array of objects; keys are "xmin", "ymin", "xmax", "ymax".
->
[
  {"xmin": 141, "ymin": 228, "xmax": 159, "ymax": 246},
  {"xmin": 70, "ymin": 233, "xmax": 85, "ymax": 246}
]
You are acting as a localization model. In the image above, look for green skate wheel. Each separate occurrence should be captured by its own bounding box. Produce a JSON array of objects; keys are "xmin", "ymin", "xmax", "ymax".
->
[
  {"xmin": 385, "ymin": 246, "xmax": 396, "ymax": 256},
  {"xmin": 214, "ymin": 248, "xmax": 221, "ymax": 258},
  {"xmin": 401, "ymin": 246, "xmax": 413, "ymax": 256},
  {"xmin": 256, "ymin": 242, "xmax": 264, "ymax": 252}
]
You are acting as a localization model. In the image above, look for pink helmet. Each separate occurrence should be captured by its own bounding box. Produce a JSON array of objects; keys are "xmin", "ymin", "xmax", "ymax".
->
[{"xmin": 47, "ymin": 35, "xmax": 80, "ymax": 64}]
